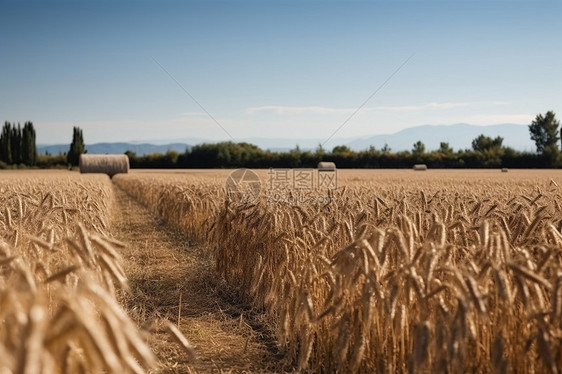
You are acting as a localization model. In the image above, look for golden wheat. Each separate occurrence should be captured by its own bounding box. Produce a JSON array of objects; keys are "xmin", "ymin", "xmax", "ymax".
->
[
  {"xmin": 0, "ymin": 172, "xmax": 155, "ymax": 373},
  {"xmin": 114, "ymin": 170, "xmax": 562, "ymax": 373}
]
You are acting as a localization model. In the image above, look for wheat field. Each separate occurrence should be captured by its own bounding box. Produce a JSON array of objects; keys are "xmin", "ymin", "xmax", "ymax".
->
[
  {"xmin": 114, "ymin": 169, "xmax": 562, "ymax": 373},
  {"xmin": 0, "ymin": 172, "xmax": 155, "ymax": 373},
  {"xmin": 2, "ymin": 169, "xmax": 562, "ymax": 372}
]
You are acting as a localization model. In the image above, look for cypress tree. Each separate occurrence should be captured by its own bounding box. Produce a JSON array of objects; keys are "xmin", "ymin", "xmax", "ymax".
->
[
  {"xmin": 10, "ymin": 123, "xmax": 22, "ymax": 165},
  {"xmin": 31, "ymin": 123, "xmax": 37, "ymax": 165},
  {"xmin": 22, "ymin": 121, "xmax": 37, "ymax": 166},
  {"xmin": 67, "ymin": 126, "xmax": 85, "ymax": 166},
  {"xmin": 0, "ymin": 122, "xmax": 12, "ymax": 164}
]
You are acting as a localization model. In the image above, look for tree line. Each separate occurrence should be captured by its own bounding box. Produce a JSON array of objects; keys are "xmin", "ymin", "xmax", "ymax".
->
[
  {"xmin": 0, "ymin": 124, "xmax": 85, "ymax": 169},
  {"xmin": 123, "ymin": 138, "xmax": 544, "ymax": 169},
  {"xmin": 126, "ymin": 111, "xmax": 561, "ymax": 169},
  {"xmin": 0, "ymin": 122, "xmax": 37, "ymax": 166},
  {"xmin": 1, "ymin": 111, "xmax": 560, "ymax": 169}
]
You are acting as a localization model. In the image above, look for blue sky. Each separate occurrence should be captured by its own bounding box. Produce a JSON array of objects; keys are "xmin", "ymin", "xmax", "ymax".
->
[{"xmin": 1, "ymin": 0, "xmax": 560, "ymax": 146}]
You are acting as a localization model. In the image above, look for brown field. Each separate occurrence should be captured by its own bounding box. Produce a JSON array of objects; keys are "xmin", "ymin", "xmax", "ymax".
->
[{"xmin": 2, "ymin": 168, "xmax": 562, "ymax": 372}]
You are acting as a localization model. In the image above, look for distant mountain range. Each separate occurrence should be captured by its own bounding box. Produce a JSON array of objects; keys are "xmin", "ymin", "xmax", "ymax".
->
[
  {"xmin": 347, "ymin": 123, "xmax": 535, "ymax": 152},
  {"xmin": 38, "ymin": 142, "xmax": 190, "ymax": 156},
  {"xmin": 37, "ymin": 123, "xmax": 536, "ymax": 155}
]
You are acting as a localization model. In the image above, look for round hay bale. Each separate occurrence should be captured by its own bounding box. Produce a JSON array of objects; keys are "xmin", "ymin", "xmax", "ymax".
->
[
  {"xmin": 413, "ymin": 164, "xmax": 427, "ymax": 171},
  {"xmin": 317, "ymin": 161, "xmax": 336, "ymax": 171},
  {"xmin": 79, "ymin": 154, "xmax": 129, "ymax": 177},
  {"xmin": 501, "ymin": 168, "xmax": 509, "ymax": 173}
]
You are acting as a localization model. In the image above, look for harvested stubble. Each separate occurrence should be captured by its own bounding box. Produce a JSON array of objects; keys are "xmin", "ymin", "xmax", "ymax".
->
[
  {"xmin": 115, "ymin": 170, "xmax": 562, "ymax": 373},
  {"xmin": 80, "ymin": 154, "xmax": 129, "ymax": 177},
  {"xmin": 0, "ymin": 172, "xmax": 154, "ymax": 373}
]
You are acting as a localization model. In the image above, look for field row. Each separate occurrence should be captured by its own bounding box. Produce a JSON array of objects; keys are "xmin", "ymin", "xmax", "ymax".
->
[{"xmin": 114, "ymin": 170, "xmax": 562, "ymax": 373}]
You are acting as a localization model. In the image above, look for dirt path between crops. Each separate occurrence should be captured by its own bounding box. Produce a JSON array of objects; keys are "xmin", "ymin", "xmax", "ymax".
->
[{"xmin": 110, "ymin": 184, "xmax": 285, "ymax": 373}]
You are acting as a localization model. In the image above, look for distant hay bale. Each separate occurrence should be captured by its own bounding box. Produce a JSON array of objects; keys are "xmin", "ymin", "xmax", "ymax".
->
[
  {"xmin": 502, "ymin": 168, "xmax": 509, "ymax": 173},
  {"xmin": 413, "ymin": 164, "xmax": 427, "ymax": 171},
  {"xmin": 317, "ymin": 161, "xmax": 336, "ymax": 171},
  {"xmin": 79, "ymin": 154, "xmax": 129, "ymax": 177}
]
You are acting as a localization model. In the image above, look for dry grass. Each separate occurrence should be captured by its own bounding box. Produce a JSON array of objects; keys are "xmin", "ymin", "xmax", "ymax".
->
[
  {"xmin": 114, "ymin": 169, "xmax": 562, "ymax": 373},
  {"xmin": 0, "ymin": 171, "xmax": 154, "ymax": 373}
]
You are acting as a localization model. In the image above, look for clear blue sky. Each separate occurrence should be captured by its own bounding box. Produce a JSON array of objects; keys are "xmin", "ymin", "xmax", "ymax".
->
[{"xmin": 1, "ymin": 0, "xmax": 560, "ymax": 145}]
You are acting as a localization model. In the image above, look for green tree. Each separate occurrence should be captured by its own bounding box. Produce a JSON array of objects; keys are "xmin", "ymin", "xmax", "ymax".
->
[
  {"xmin": 181, "ymin": 141, "xmax": 264, "ymax": 168},
  {"xmin": 0, "ymin": 122, "xmax": 12, "ymax": 164},
  {"xmin": 314, "ymin": 143, "xmax": 326, "ymax": 158},
  {"xmin": 529, "ymin": 111, "xmax": 560, "ymax": 154},
  {"xmin": 164, "ymin": 150, "xmax": 179, "ymax": 165},
  {"xmin": 543, "ymin": 144, "xmax": 560, "ymax": 167},
  {"xmin": 332, "ymin": 145, "xmax": 351, "ymax": 154},
  {"xmin": 381, "ymin": 143, "xmax": 391, "ymax": 154},
  {"xmin": 67, "ymin": 127, "xmax": 85, "ymax": 166},
  {"xmin": 438, "ymin": 142, "xmax": 454, "ymax": 155},
  {"xmin": 22, "ymin": 121, "xmax": 37, "ymax": 166},
  {"xmin": 412, "ymin": 140, "xmax": 425, "ymax": 155},
  {"xmin": 10, "ymin": 124, "xmax": 22, "ymax": 165},
  {"xmin": 472, "ymin": 134, "xmax": 503, "ymax": 151}
]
